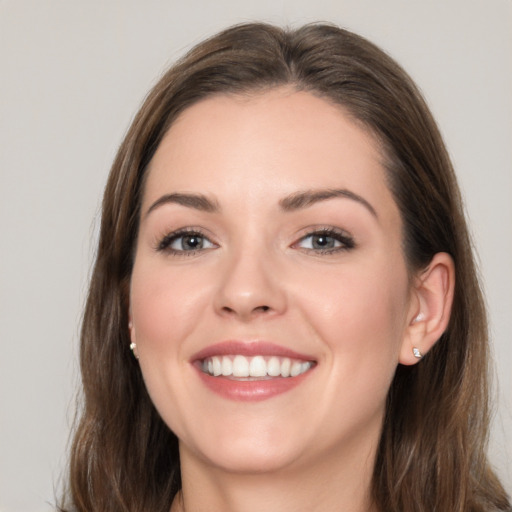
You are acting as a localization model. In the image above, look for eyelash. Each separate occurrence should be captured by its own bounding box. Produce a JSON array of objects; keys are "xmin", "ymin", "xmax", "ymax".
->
[
  {"xmin": 294, "ymin": 227, "xmax": 355, "ymax": 254},
  {"xmin": 156, "ymin": 228, "xmax": 216, "ymax": 256},
  {"xmin": 156, "ymin": 227, "xmax": 355, "ymax": 256}
]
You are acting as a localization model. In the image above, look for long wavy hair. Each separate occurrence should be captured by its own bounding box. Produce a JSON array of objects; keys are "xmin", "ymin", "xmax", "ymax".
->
[{"xmin": 62, "ymin": 23, "xmax": 511, "ymax": 511}]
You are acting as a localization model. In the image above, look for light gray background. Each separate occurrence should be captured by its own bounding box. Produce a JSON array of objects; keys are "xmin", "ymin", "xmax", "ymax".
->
[{"xmin": 1, "ymin": 1, "xmax": 510, "ymax": 510}]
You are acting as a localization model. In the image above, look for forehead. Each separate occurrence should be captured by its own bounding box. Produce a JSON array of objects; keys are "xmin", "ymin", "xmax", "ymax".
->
[{"xmin": 143, "ymin": 89, "xmax": 397, "ymax": 222}]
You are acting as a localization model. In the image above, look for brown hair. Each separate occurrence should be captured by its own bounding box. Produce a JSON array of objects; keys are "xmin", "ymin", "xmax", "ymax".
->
[{"xmin": 63, "ymin": 23, "xmax": 511, "ymax": 511}]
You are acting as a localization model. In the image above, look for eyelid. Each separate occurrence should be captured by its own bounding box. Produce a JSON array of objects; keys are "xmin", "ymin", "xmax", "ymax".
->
[
  {"xmin": 153, "ymin": 225, "xmax": 354, "ymax": 256},
  {"xmin": 155, "ymin": 227, "xmax": 218, "ymax": 255},
  {"xmin": 292, "ymin": 226, "xmax": 355, "ymax": 253}
]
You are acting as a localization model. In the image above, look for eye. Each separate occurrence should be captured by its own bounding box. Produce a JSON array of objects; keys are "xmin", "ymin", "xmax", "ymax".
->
[
  {"xmin": 295, "ymin": 228, "xmax": 355, "ymax": 253},
  {"xmin": 157, "ymin": 229, "xmax": 216, "ymax": 255}
]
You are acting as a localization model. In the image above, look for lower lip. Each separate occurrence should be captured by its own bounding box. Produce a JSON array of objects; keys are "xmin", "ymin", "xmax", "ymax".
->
[{"xmin": 194, "ymin": 367, "xmax": 314, "ymax": 402}]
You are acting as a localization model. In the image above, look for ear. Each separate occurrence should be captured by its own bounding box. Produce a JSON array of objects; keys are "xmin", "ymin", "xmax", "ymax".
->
[
  {"xmin": 399, "ymin": 252, "xmax": 455, "ymax": 365},
  {"xmin": 128, "ymin": 310, "xmax": 139, "ymax": 359},
  {"xmin": 128, "ymin": 316, "xmax": 136, "ymax": 342}
]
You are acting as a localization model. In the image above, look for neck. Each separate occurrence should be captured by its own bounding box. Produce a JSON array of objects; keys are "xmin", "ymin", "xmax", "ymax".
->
[{"xmin": 172, "ymin": 438, "xmax": 379, "ymax": 512}]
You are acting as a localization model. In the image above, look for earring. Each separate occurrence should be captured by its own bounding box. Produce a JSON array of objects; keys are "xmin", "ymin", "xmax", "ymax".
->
[
  {"xmin": 412, "ymin": 347, "xmax": 423, "ymax": 359},
  {"xmin": 130, "ymin": 342, "xmax": 139, "ymax": 359}
]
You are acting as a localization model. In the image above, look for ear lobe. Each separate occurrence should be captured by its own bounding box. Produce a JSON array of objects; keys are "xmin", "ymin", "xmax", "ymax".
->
[
  {"xmin": 128, "ymin": 318, "xmax": 140, "ymax": 359},
  {"xmin": 128, "ymin": 318, "xmax": 136, "ymax": 343},
  {"xmin": 399, "ymin": 252, "xmax": 455, "ymax": 365}
]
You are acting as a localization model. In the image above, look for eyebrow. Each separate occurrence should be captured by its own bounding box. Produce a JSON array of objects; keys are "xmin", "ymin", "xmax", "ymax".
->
[
  {"xmin": 279, "ymin": 188, "xmax": 377, "ymax": 217},
  {"xmin": 145, "ymin": 193, "xmax": 220, "ymax": 217},
  {"xmin": 145, "ymin": 188, "xmax": 377, "ymax": 218}
]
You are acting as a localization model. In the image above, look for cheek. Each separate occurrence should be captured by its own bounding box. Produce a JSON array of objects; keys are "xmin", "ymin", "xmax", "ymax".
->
[
  {"xmin": 129, "ymin": 260, "xmax": 212, "ymax": 355},
  {"xmin": 273, "ymin": 258, "xmax": 411, "ymax": 448},
  {"xmin": 129, "ymin": 260, "xmax": 214, "ymax": 434},
  {"xmin": 295, "ymin": 259, "xmax": 409, "ymax": 364}
]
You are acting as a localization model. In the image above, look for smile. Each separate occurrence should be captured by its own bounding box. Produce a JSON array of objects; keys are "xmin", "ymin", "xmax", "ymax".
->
[
  {"xmin": 192, "ymin": 341, "xmax": 317, "ymax": 401},
  {"xmin": 201, "ymin": 355, "xmax": 314, "ymax": 379}
]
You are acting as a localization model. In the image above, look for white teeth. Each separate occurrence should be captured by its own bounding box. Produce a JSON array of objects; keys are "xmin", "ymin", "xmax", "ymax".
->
[
  {"xmin": 232, "ymin": 355, "xmax": 250, "ymax": 377},
  {"xmin": 249, "ymin": 355, "xmax": 267, "ymax": 377},
  {"xmin": 281, "ymin": 358, "xmax": 291, "ymax": 377},
  {"xmin": 212, "ymin": 356, "xmax": 222, "ymax": 376},
  {"xmin": 221, "ymin": 356, "xmax": 233, "ymax": 376},
  {"xmin": 202, "ymin": 355, "xmax": 313, "ymax": 378},
  {"xmin": 290, "ymin": 361, "xmax": 302, "ymax": 377},
  {"xmin": 267, "ymin": 356, "xmax": 281, "ymax": 377}
]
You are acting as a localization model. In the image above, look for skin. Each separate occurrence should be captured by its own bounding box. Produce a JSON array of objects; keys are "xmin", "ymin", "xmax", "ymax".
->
[{"xmin": 129, "ymin": 89, "xmax": 453, "ymax": 512}]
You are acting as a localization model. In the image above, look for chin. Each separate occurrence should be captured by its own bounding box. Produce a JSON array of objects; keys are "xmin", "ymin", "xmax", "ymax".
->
[
  {"xmin": 177, "ymin": 415, "xmax": 313, "ymax": 475},
  {"xmin": 187, "ymin": 440, "xmax": 304, "ymax": 475}
]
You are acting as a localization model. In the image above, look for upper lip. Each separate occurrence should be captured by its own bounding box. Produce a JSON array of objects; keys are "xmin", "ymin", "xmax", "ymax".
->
[{"xmin": 191, "ymin": 341, "xmax": 316, "ymax": 362}]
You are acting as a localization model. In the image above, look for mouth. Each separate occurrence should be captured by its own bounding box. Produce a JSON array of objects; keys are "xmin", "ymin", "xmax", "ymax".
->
[
  {"xmin": 191, "ymin": 341, "xmax": 317, "ymax": 401},
  {"xmin": 200, "ymin": 355, "xmax": 314, "ymax": 379}
]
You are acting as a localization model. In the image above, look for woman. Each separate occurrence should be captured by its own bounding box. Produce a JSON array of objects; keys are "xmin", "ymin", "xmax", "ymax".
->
[{"xmin": 63, "ymin": 23, "xmax": 511, "ymax": 511}]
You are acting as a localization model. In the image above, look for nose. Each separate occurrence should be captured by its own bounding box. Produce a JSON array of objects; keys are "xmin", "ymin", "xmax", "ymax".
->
[{"xmin": 213, "ymin": 247, "xmax": 287, "ymax": 322}]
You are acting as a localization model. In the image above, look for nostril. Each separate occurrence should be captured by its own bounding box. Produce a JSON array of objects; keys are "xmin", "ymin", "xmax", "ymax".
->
[{"xmin": 220, "ymin": 304, "xmax": 271, "ymax": 318}]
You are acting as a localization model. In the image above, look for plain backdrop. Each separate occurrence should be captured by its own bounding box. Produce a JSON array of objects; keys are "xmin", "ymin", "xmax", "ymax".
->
[{"xmin": 1, "ymin": 1, "xmax": 510, "ymax": 510}]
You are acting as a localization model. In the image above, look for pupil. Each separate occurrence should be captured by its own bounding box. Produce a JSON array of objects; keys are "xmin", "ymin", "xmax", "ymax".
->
[{"xmin": 183, "ymin": 235, "xmax": 202, "ymax": 250}]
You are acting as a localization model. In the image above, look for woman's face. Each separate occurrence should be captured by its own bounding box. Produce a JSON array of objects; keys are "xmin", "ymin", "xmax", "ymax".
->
[{"xmin": 130, "ymin": 89, "xmax": 415, "ymax": 474}]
